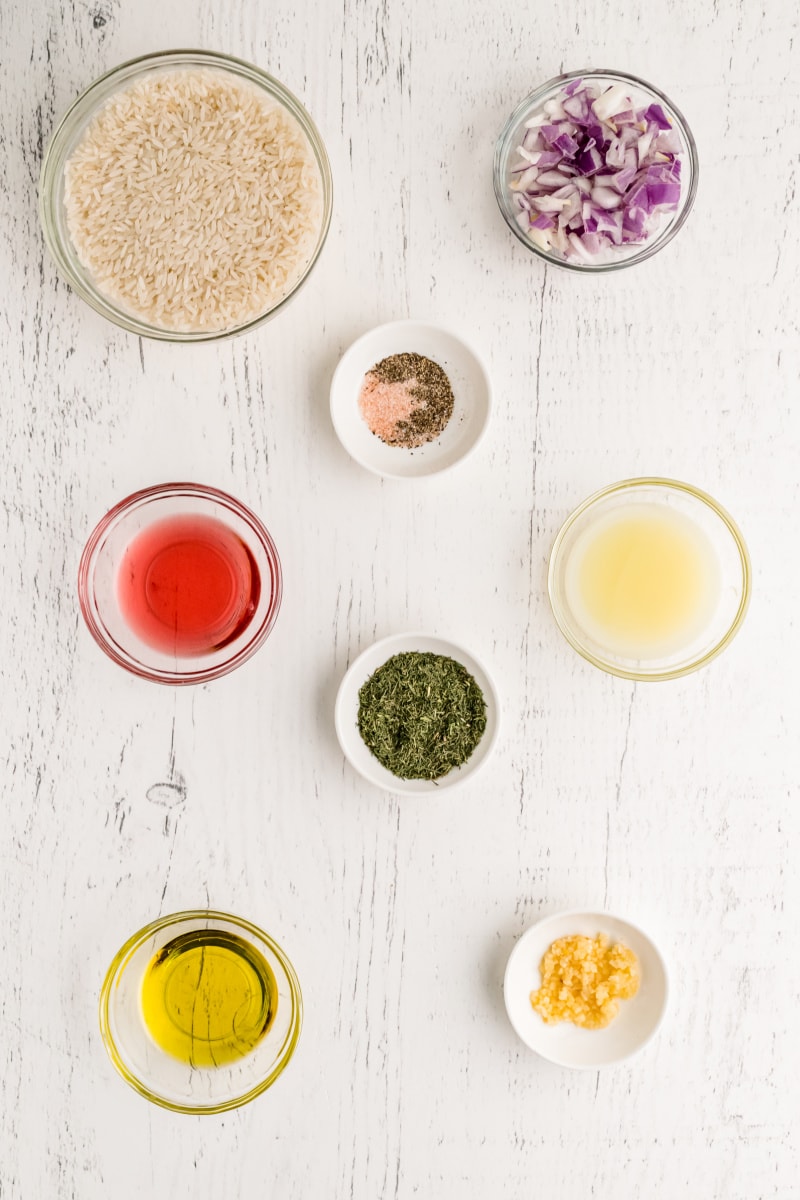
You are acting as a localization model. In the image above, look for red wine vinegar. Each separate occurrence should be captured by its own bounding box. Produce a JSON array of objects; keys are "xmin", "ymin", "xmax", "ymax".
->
[{"xmin": 117, "ymin": 514, "xmax": 260, "ymax": 656}]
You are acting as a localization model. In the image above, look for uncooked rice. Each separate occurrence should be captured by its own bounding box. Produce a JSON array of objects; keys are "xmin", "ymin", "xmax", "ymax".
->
[{"xmin": 64, "ymin": 68, "xmax": 323, "ymax": 333}]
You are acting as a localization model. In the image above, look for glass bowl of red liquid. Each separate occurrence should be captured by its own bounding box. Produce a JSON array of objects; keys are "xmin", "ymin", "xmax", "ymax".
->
[{"xmin": 78, "ymin": 483, "xmax": 282, "ymax": 684}]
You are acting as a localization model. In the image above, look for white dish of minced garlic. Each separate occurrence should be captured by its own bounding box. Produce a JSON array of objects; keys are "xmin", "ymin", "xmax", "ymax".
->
[{"xmin": 503, "ymin": 910, "xmax": 668, "ymax": 1069}]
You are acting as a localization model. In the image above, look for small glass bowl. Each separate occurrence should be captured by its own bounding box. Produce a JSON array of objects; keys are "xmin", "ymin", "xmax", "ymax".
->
[
  {"xmin": 493, "ymin": 69, "xmax": 698, "ymax": 273},
  {"xmin": 39, "ymin": 49, "xmax": 333, "ymax": 341},
  {"xmin": 99, "ymin": 911, "xmax": 302, "ymax": 1114},
  {"xmin": 548, "ymin": 478, "xmax": 751, "ymax": 681},
  {"xmin": 78, "ymin": 482, "xmax": 282, "ymax": 685}
]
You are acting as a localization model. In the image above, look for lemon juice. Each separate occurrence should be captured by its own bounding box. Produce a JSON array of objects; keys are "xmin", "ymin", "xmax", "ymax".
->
[
  {"xmin": 140, "ymin": 929, "xmax": 277, "ymax": 1068},
  {"xmin": 564, "ymin": 503, "xmax": 721, "ymax": 659}
]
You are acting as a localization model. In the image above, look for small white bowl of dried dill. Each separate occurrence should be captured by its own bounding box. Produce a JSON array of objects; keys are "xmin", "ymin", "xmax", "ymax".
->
[
  {"xmin": 334, "ymin": 632, "xmax": 501, "ymax": 794},
  {"xmin": 330, "ymin": 321, "xmax": 492, "ymax": 480}
]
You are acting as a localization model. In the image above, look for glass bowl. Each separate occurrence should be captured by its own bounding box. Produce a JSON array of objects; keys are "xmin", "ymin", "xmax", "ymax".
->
[
  {"xmin": 547, "ymin": 478, "xmax": 751, "ymax": 681},
  {"xmin": 99, "ymin": 911, "xmax": 302, "ymax": 1114},
  {"xmin": 39, "ymin": 49, "xmax": 333, "ymax": 341},
  {"xmin": 493, "ymin": 69, "xmax": 698, "ymax": 272},
  {"xmin": 78, "ymin": 482, "xmax": 282, "ymax": 685}
]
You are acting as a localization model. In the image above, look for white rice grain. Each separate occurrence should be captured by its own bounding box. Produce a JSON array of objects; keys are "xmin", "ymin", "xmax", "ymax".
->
[{"xmin": 64, "ymin": 68, "xmax": 324, "ymax": 333}]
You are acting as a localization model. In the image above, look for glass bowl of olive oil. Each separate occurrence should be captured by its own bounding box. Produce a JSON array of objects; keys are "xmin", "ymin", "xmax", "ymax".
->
[
  {"xmin": 548, "ymin": 479, "xmax": 751, "ymax": 681},
  {"xmin": 99, "ymin": 911, "xmax": 302, "ymax": 1113}
]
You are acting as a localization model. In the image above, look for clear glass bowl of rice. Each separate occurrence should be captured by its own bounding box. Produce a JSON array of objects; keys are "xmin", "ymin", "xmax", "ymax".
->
[{"xmin": 39, "ymin": 49, "xmax": 333, "ymax": 341}]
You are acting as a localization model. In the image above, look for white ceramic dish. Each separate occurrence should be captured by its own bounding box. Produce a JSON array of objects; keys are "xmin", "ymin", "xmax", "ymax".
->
[
  {"xmin": 503, "ymin": 909, "xmax": 668, "ymax": 1068},
  {"xmin": 334, "ymin": 632, "xmax": 500, "ymax": 794},
  {"xmin": 329, "ymin": 321, "xmax": 492, "ymax": 479}
]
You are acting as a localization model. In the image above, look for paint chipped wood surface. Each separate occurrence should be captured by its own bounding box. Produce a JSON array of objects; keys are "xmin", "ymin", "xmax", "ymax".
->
[{"xmin": 1, "ymin": 0, "xmax": 799, "ymax": 1197}]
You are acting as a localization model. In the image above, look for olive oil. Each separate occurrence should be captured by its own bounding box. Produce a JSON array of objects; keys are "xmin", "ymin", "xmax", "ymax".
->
[
  {"xmin": 140, "ymin": 930, "xmax": 278, "ymax": 1068},
  {"xmin": 564, "ymin": 504, "xmax": 721, "ymax": 658}
]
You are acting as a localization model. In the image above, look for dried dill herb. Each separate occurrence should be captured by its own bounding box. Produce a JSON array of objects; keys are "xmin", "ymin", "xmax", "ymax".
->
[{"xmin": 357, "ymin": 651, "xmax": 487, "ymax": 781}]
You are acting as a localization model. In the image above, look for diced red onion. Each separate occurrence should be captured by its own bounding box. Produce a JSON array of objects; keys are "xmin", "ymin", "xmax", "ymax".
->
[
  {"xmin": 532, "ymin": 150, "xmax": 565, "ymax": 169},
  {"xmin": 591, "ymin": 186, "xmax": 622, "ymax": 210},
  {"xmin": 512, "ymin": 166, "xmax": 539, "ymax": 190},
  {"xmin": 647, "ymin": 181, "xmax": 681, "ymax": 206},
  {"xmin": 610, "ymin": 164, "xmax": 637, "ymax": 193},
  {"xmin": 626, "ymin": 181, "xmax": 648, "ymax": 209},
  {"xmin": 645, "ymin": 103, "xmax": 672, "ymax": 130},
  {"xmin": 507, "ymin": 76, "xmax": 687, "ymax": 262},
  {"xmin": 636, "ymin": 127, "xmax": 655, "ymax": 165},
  {"xmin": 514, "ymin": 145, "xmax": 538, "ymax": 165},
  {"xmin": 541, "ymin": 123, "xmax": 567, "ymax": 147},
  {"xmin": 558, "ymin": 193, "xmax": 582, "ymax": 226},
  {"xmin": 591, "ymin": 84, "xmax": 630, "ymax": 122},
  {"xmin": 594, "ymin": 209, "xmax": 624, "ymax": 243},
  {"xmin": 536, "ymin": 169, "xmax": 572, "ymax": 188},
  {"xmin": 575, "ymin": 145, "xmax": 603, "ymax": 175},
  {"xmin": 623, "ymin": 206, "xmax": 648, "ymax": 237},
  {"xmin": 532, "ymin": 194, "xmax": 571, "ymax": 213},
  {"xmin": 553, "ymin": 132, "xmax": 580, "ymax": 156},
  {"xmin": 656, "ymin": 129, "xmax": 683, "ymax": 155},
  {"xmin": 605, "ymin": 137, "xmax": 625, "ymax": 169},
  {"xmin": 562, "ymin": 93, "xmax": 591, "ymax": 123}
]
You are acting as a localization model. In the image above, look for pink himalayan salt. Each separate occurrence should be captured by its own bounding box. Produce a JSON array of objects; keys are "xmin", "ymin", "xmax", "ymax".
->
[{"xmin": 358, "ymin": 374, "xmax": 419, "ymax": 445}]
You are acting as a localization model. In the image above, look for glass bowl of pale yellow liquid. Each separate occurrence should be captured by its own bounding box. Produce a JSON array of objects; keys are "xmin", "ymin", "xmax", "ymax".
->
[
  {"xmin": 548, "ymin": 479, "xmax": 751, "ymax": 681},
  {"xmin": 99, "ymin": 911, "xmax": 302, "ymax": 1113}
]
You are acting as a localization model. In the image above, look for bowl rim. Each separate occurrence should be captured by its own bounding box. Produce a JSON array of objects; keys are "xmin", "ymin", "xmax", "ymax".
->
[
  {"xmin": 329, "ymin": 319, "xmax": 493, "ymax": 481},
  {"xmin": 98, "ymin": 909, "xmax": 303, "ymax": 1114},
  {"xmin": 39, "ymin": 47, "xmax": 333, "ymax": 342},
  {"xmin": 493, "ymin": 67, "xmax": 699, "ymax": 273},
  {"xmin": 547, "ymin": 476, "xmax": 752, "ymax": 681},
  {"xmin": 333, "ymin": 630, "xmax": 501, "ymax": 794},
  {"xmin": 77, "ymin": 481, "xmax": 283, "ymax": 685},
  {"xmin": 503, "ymin": 907, "xmax": 670, "ymax": 1069}
]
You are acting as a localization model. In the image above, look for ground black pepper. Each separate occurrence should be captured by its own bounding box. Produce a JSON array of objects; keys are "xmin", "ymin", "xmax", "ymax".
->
[{"xmin": 363, "ymin": 352, "xmax": 455, "ymax": 449}]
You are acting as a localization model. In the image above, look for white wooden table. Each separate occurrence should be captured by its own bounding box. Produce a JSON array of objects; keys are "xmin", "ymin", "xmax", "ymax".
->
[{"xmin": 1, "ymin": 1, "xmax": 798, "ymax": 1196}]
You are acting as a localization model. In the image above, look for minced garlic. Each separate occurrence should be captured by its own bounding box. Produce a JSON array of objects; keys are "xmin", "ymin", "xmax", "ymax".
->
[{"xmin": 530, "ymin": 933, "xmax": 640, "ymax": 1029}]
